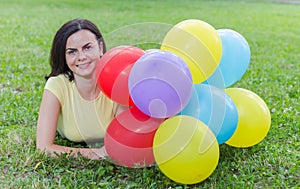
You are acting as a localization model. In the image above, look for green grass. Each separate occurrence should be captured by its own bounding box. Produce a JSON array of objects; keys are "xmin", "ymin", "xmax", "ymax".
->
[{"xmin": 0, "ymin": 0, "xmax": 299, "ymax": 188}]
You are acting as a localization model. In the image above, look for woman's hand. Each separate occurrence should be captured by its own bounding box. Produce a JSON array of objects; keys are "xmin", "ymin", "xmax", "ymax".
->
[{"xmin": 80, "ymin": 146, "xmax": 107, "ymax": 160}]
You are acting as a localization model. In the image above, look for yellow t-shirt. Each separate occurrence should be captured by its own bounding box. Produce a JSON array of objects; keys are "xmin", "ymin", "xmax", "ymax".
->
[{"xmin": 44, "ymin": 74, "xmax": 118, "ymax": 143}]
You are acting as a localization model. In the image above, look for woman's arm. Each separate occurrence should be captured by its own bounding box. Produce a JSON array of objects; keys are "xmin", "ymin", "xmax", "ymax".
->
[{"xmin": 36, "ymin": 90, "xmax": 106, "ymax": 160}]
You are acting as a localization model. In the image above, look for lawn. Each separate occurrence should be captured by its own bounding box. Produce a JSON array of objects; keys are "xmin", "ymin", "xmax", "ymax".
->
[{"xmin": 0, "ymin": 0, "xmax": 299, "ymax": 188}]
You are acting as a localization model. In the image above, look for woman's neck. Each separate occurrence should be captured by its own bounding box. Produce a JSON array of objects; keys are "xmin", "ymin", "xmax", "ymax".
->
[{"xmin": 74, "ymin": 74, "xmax": 100, "ymax": 100}]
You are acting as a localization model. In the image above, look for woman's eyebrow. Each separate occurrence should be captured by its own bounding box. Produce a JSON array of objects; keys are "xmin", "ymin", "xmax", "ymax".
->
[
  {"xmin": 82, "ymin": 42, "xmax": 93, "ymax": 48},
  {"xmin": 65, "ymin": 47, "xmax": 77, "ymax": 52},
  {"xmin": 66, "ymin": 42, "xmax": 95, "ymax": 51}
]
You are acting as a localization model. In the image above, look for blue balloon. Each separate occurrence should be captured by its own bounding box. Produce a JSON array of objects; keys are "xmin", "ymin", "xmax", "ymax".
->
[
  {"xmin": 202, "ymin": 66, "xmax": 226, "ymax": 88},
  {"xmin": 179, "ymin": 84, "xmax": 238, "ymax": 144},
  {"xmin": 203, "ymin": 29, "xmax": 251, "ymax": 88}
]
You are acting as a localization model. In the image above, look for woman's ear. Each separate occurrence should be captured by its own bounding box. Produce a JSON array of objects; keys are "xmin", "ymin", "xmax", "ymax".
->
[{"xmin": 99, "ymin": 41, "xmax": 104, "ymax": 57}]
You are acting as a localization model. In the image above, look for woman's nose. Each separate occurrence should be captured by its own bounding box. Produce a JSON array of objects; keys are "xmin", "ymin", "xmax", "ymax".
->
[{"xmin": 77, "ymin": 50, "xmax": 87, "ymax": 61}]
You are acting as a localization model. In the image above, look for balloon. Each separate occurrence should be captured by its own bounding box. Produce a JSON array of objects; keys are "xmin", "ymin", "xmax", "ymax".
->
[
  {"xmin": 128, "ymin": 50, "xmax": 193, "ymax": 118},
  {"xmin": 201, "ymin": 66, "xmax": 226, "ymax": 88},
  {"xmin": 161, "ymin": 19, "xmax": 222, "ymax": 83},
  {"xmin": 96, "ymin": 46, "xmax": 145, "ymax": 105},
  {"xmin": 225, "ymin": 88, "xmax": 271, "ymax": 147},
  {"xmin": 203, "ymin": 29, "xmax": 251, "ymax": 88},
  {"xmin": 153, "ymin": 115, "xmax": 219, "ymax": 184},
  {"xmin": 145, "ymin": 49, "xmax": 160, "ymax": 54},
  {"xmin": 104, "ymin": 107, "xmax": 165, "ymax": 168},
  {"xmin": 179, "ymin": 84, "xmax": 238, "ymax": 144}
]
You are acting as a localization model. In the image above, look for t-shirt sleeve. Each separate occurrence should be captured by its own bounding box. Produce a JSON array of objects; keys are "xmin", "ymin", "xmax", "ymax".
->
[
  {"xmin": 44, "ymin": 76, "xmax": 65, "ymax": 105},
  {"xmin": 112, "ymin": 101, "xmax": 120, "ymax": 116}
]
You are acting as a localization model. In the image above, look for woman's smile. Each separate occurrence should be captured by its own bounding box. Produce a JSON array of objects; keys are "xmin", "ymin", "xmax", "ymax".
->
[{"xmin": 76, "ymin": 61, "xmax": 92, "ymax": 69}]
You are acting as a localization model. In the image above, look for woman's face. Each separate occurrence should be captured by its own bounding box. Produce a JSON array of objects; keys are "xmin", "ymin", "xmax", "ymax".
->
[{"xmin": 65, "ymin": 29, "xmax": 103, "ymax": 79}]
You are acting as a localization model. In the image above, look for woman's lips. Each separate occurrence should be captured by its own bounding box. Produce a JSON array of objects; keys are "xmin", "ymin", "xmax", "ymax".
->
[{"xmin": 76, "ymin": 62, "xmax": 91, "ymax": 69}]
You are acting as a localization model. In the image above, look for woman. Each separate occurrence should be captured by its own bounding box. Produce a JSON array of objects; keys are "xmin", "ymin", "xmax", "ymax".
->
[{"xmin": 36, "ymin": 18, "xmax": 125, "ymax": 160}]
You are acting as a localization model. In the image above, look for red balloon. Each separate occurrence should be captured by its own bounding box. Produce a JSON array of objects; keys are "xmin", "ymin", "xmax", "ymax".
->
[
  {"xmin": 97, "ymin": 46, "xmax": 145, "ymax": 105},
  {"xmin": 104, "ymin": 107, "xmax": 164, "ymax": 168}
]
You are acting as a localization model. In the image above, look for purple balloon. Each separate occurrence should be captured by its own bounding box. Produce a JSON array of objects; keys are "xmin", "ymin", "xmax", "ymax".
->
[{"xmin": 128, "ymin": 50, "xmax": 192, "ymax": 118}]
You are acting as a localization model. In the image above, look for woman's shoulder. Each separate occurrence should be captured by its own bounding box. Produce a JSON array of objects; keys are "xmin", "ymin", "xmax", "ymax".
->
[
  {"xmin": 46, "ymin": 74, "xmax": 71, "ymax": 86},
  {"xmin": 44, "ymin": 74, "xmax": 73, "ymax": 104},
  {"xmin": 47, "ymin": 74, "xmax": 69, "ymax": 82},
  {"xmin": 45, "ymin": 74, "xmax": 72, "ymax": 92}
]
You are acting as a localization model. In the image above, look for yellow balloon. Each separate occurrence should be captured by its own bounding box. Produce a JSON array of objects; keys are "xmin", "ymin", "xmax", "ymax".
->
[
  {"xmin": 153, "ymin": 115, "xmax": 219, "ymax": 184},
  {"xmin": 225, "ymin": 88, "xmax": 271, "ymax": 147},
  {"xmin": 161, "ymin": 19, "xmax": 222, "ymax": 84}
]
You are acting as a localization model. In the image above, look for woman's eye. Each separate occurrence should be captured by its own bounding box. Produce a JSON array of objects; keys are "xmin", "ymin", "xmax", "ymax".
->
[
  {"xmin": 85, "ymin": 45, "xmax": 92, "ymax": 50},
  {"xmin": 67, "ymin": 50, "xmax": 76, "ymax": 55}
]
